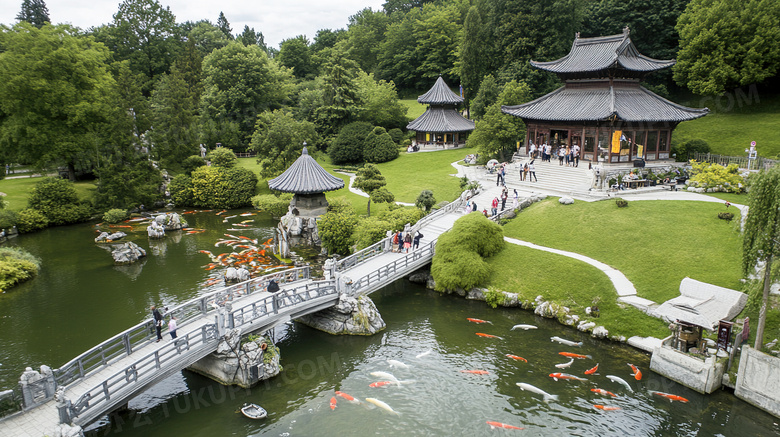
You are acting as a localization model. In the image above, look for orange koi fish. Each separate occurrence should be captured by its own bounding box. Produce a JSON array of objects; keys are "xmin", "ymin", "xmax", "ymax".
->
[
  {"xmin": 216, "ymin": 210, "xmax": 227, "ymax": 215},
  {"xmin": 593, "ymin": 405, "xmax": 621, "ymax": 411},
  {"xmin": 466, "ymin": 318, "xmax": 492, "ymax": 324},
  {"xmin": 264, "ymin": 238, "xmax": 273, "ymax": 245},
  {"xmin": 475, "ymin": 333, "xmax": 503, "ymax": 339},
  {"xmin": 460, "ymin": 370, "xmax": 490, "ymax": 375},
  {"xmin": 204, "ymin": 264, "xmax": 218, "ymax": 270},
  {"xmin": 199, "ymin": 250, "xmax": 213, "ymax": 255},
  {"xmin": 329, "ymin": 396, "xmax": 337, "ymax": 410},
  {"xmin": 109, "ymin": 225, "xmax": 133, "ymax": 228},
  {"xmin": 240, "ymin": 212, "xmax": 256, "ymax": 216},
  {"xmin": 549, "ymin": 373, "xmax": 587, "ymax": 381},
  {"xmin": 591, "ymin": 388, "xmax": 617, "ymax": 397},
  {"xmin": 559, "ymin": 352, "xmax": 592, "ymax": 359},
  {"xmin": 182, "ymin": 211, "xmax": 196, "ymax": 214},
  {"xmin": 585, "ymin": 363, "xmax": 600, "ymax": 375},
  {"xmin": 224, "ymin": 233, "xmax": 240, "ymax": 239},
  {"xmin": 234, "ymin": 223, "xmax": 251, "ymax": 227},
  {"xmin": 505, "ymin": 354, "xmax": 527, "ymax": 363},
  {"xmin": 335, "ymin": 391, "xmax": 359, "ymax": 403},
  {"xmin": 369, "ymin": 381, "xmax": 394, "ymax": 388},
  {"xmin": 649, "ymin": 391, "xmax": 689, "ymax": 403},
  {"xmin": 628, "ymin": 363, "xmax": 642, "ymax": 380},
  {"xmin": 486, "ymin": 421, "xmax": 524, "ymax": 430},
  {"xmin": 204, "ymin": 278, "xmax": 221, "ymax": 286}
]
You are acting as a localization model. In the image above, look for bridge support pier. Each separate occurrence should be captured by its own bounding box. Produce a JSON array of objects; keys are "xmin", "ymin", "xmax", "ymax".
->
[
  {"xmin": 187, "ymin": 329, "xmax": 282, "ymax": 389},
  {"xmin": 296, "ymin": 293, "xmax": 385, "ymax": 335}
]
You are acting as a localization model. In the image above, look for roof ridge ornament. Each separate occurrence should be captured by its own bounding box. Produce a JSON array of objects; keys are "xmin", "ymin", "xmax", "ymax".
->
[
  {"xmin": 623, "ymin": 26, "xmax": 630, "ymax": 36},
  {"xmin": 575, "ymin": 32, "xmax": 580, "ymax": 39}
]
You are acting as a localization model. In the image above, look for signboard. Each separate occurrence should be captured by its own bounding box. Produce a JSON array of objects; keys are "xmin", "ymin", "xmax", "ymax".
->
[
  {"xmin": 718, "ymin": 320, "xmax": 733, "ymax": 352},
  {"xmin": 611, "ymin": 131, "xmax": 622, "ymax": 154},
  {"xmin": 741, "ymin": 317, "xmax": 750, "ymax": 344}
]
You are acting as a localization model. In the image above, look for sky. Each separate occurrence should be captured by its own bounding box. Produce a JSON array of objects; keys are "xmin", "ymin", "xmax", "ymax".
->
[{"xmin": 0, "ymin": 0, "xmax": 386, "ymax": 48}]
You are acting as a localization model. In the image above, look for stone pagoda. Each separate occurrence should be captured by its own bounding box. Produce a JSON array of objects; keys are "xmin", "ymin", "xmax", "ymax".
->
[{"xmin": 407, "ymin": 75, "xmax": 475, "ymax": 149}]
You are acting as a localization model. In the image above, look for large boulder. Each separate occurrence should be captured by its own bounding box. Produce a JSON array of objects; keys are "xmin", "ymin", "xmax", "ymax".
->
[
  {"xmin": 147, "ymin": 221, "xmax": 165, "ymax": 239},
  {"xmin": 188, "ymin": 329, "xmax": 282, "ymax": 388},
  {"xmin": 296, "ymin": 294, "xmax": 385, "ymax": 335},
  {"xmin": 95, "ymin": 231, "xmax": 127, "ymax": 243},
  {"xmin": 112, "ymin": 242, "xmax": 147, "ymax": 264}
]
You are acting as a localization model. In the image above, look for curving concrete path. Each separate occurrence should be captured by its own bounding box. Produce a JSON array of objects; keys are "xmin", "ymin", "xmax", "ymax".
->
[{"xmin": 335, "ymin": 170, "xmax": 415, "ymax": 207}]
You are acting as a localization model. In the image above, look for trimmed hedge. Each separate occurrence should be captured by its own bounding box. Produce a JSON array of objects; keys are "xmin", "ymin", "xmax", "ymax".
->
[
  {"xmin": 0, "ymin": 247, "xmax": 41, "ymax": 292},
  {"xmin": 189, "ymin": 166, "xmax": 258, "ymax": 209},
  {"xmin": 251, "ymin": 193, "xmax": 294, "ymax": 217},
  {"xmin": 27, "ymin": 178, "xmax": 92, "ymax": 226},
  {"xmin": 330, "ymin": 122, "xmax": 373, "ymax": 165},
  {"xmin": 363, "ymin": 126, "xmax": 399, "ymax": 163}
]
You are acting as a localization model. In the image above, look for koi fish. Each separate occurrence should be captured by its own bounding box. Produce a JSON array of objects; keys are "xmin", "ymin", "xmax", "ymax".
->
[
  {"xmin": 240, "ymin": 212, "xmax": 256, "ymax": 216},
  {"xmin": 593, "ymin": 405, "xmax": 621, "ymax": 411},
  {"xmin": 551, "ymin": 336, "xmax": 583, "ymax": 347},
  {"xmin": 516, "ymin": 382, "xmax": 559, "ymax": 402},
  {"xmin": 486, "ymin": 421, "xmax": 524, "ymax": 430},
  {"xmin": 591, "ymin": 388, "xmax": 617, "ymax": 397},
  {"xmin": 606, "ymin": 375, "xmax": 633, "ymax": 393},
  {"xmin": 335, "ymin": 391, "xmax": 359, "ymax": 403},
  {"xmin": 416, "ymin": 350, "xmax": 432, "ymax": 359},
  {"xmin": 506, "ymin": 354, "xmax": 527, "ymax": 363},
  {"xmin": 555, "ymin": 358, "xmax": 574, "ymax": 369},
  {"xmin": 109, "ymin": 225, "xmax": 133, "ymax": 228},
  {"xmin": 204, "ymin": 278, "xmax": 221, "ymax": 286},
  {"xmin": 182, "ymin": 211, "xmax": 196, "ymax": 214},
  {"xmin": 369, "ymin": 381, "xmax": 395, "ymax": 388},
  {"xmin": 467, "ymin": 318, "xmax": 492, "ymax": 324},
  {"xmin": 224, "ymin": 233, "xmax": 240, "ymax": 239},
  {"xmin": 460, "ymin": 370, "xmax": 489, "ymax": 375},
  {"xmin": 370, "ymin": 371, "xmax": 400, "ymax": 386},
  {"xmin": 585, "ymin": 363, "xmax": 600, "ymax": 375},
  {"xmin": 240, "ymin": 220, "xmax": 254, "ymax": 224},
  {"xmin": 329, "ymin": 396, "xmax": 337, "ymax": 410},
  {"xmin": 649, "ymin": 391, "xmax": 689, "ymax": 403},
  {"xmin": 549, "ymin": 373, "xmax": 587, "ymax": 381},
  {"xmin": 224, "ymin": 215, "xmax": 238, "ymax": 219},
  {"xmin": 511, "ymin": 324, "xmax": 537, "ymax": 330},
  {"xmin": 233, "ymin": 223, "xmax": 251, "ymax": 227},
  {"xmin": 186, "ymin": 231, "xmax": 200, "ymax": 234},
  {"xmin": 387, "ymin": 359, "xmax": 409, "ymax": 369},
  {"xmin": 199, "ymin": 250, "xmax": 213, "ymax": 255},
  {"xmin": 216, "ymin": 210, "xmax": 227, "ymax": 215},
  {"xmin": 628, "ymin": 363, "xmax": 642, "ymax": 380},
  {"xmin": 204, "ymin": 264, "xmax": 218, "ymax": 271},
  {"xmin": 559, "ymin": 352, "xmax": 592, "ymax": 359},
  {"xmin": 476, "ymin": 333, "xmax": 503, "ymax": 339},
  {"xmin": 239, "ymin": 236, "xmax": 255, "ymax": 241},
  {"xmin": 365, "ymin": 397, "xmax": 399, "ymax": 415}
]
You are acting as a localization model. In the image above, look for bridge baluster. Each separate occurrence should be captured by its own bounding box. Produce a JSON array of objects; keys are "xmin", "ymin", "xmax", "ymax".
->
[
  {"xmin": 102, "ymin": 381, "xmax": 110, "ymax": 401},
  {"xmin": 154, "ymin": 351, "xmax": 161, "ymax": 370},
  {"xmin": 123, "ymin": 333, "xmax": 132, "ymax": 356}
]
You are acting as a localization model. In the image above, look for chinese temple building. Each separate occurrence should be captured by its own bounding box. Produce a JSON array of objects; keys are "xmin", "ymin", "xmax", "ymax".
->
[
  {"xmin": 407, "ymin": 76, "xmax": 475, "ymax": 149},
  {"xmin": 502, "ymin": 28, "xmax": 708, "ymax": 163}
]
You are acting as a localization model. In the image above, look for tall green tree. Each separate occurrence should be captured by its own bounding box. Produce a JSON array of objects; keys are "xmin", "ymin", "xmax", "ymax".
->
[
  {"xmin": 459, "ymin": 0, "xmax": 495, "ymax": 102},
  {"xmin": 16, "ymin": 0, "xmax": 49, "ymax": 28},
  {"xmin": 314, "ymin": 47, "xmax": 363, "ymax": 137},
  {"xmin": 217, "ymin": 12, "xmax": 233, "ymax": 40},
  {"xmin": 200, "ymin": 42, "xmax": 294, "ymax": 150},
  {"xmin": 355, "ymin": 71, "xmax": 408, "ymax": 129},
  {"xmin": 469, "ymin": 74, "xmax": 499, "ymax": 120},
  {"xmin": 353, "ymin": 164, "xmax": 393, "ymax": 217},
  {"xmin": 0, "ymin": 23, "xmax": 116, "ymax": 180},
  {"xmin": 237, "ymin": 25, "xmax": 266, "ymax": 51},
  {"xmin": 467, "ymin": 80, "xmax": 531, "ymax": 161},
  {"xmin": 345, "ymin": 8, "xmax": 391, "ymax": 74},
  {"xmin": 674, "ymin": 0, "xmax": 780, "ymax": 95},
  {"xmin": 249, "ymin": 110, "xmax": 319, "ymax": 178},
  {"xmin": 742, "ymin": 166, "xmax": 780, "ymax": 350},
  {"xmin": 277, "ymin": 36, "xmax": 315, "ymax": 79},
  {"xmin": 186, "ymin": 20, "xmax": 231, "ymax": 56}
]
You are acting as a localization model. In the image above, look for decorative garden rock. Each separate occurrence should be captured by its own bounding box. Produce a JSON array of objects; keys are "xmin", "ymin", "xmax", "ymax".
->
[
  {"xmin": 147, "ymin": 221, "xmax": 165, "ymax": 239},
  {"xmin": 559, "ymin": 196, "xmax": 574, "ymax": 205},
  {"xmin": 224, "ymin": 266, "xmax": 251, "ymax": 283},
  {"xmin": 153, "ymin": 212, "xmax": 187, "ymax": 231},
  {"xmin": 592, "ymin": 326, "xmax": 609, "ymax": 338},
  {"xmin": 112, "ymin": 242, "xmax": 147, "ymax": 264},
  {"xmin": 295, "ymin": 294, "xmax": 385, "ymax": 335},
  {"xmin": 188, "ymin": 329, "xmax": 282, "ymax": 388},
  {"xmin": 577, "ymin": 321, "xmax": 596, "ymax": 332},
  {"xmin": 95, "ymin": 231, "xmax": 126, "ymax": 243}
]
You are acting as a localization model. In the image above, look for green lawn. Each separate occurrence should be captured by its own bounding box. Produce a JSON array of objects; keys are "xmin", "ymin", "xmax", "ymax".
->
[
  {"xmin": 673, "ymin": 90, "xmax": 780, "ymax": 158},
  {"xmin": 373, "ymin": 148, "xmax": 468, "ymax": 204},
  {"xmin": 0, "ymin": 177, "xmax": 96, "ymax": 210},
  {"xmin": 486, "ymin": 244, "xmax": 671, "ymax": 339},
  {"xmin": 400, "ymin": 99, "xmax": 427, "ymax": 120},
  {"xmin": 501, "ymin": 198, "xmax": 743, "ymax": 303}
]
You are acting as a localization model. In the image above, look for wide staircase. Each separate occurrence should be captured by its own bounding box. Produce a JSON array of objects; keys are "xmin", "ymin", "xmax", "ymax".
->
[{"xmin": 503, "ymin": 159, "xmax": 595, "ymax": 197}]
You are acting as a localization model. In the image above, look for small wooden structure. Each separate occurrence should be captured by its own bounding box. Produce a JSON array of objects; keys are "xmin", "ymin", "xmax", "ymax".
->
[
  {"xmin": 671, "ymin": 321, "xmax": 705, "ymax": 353},
  {"xmin": 407, "ymin": 76, "xmax": 474, "ymax": 149}
]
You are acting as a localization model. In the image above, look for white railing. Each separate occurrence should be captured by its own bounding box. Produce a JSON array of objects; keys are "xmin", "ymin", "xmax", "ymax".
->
[{"xmin": 350, "ymin": 240, "xmax": 436, "ymax": 295}]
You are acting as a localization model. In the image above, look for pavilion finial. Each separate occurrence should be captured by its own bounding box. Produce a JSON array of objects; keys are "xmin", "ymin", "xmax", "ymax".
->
[
  {"xmin": 623, "ymin": 26, "xmax": 630, "ymax": 36},
  {"xmin": 302, "ymin": 141, "xmax": 308, "ymax": 155},
  {"xmin": 575, "ymin": 32, "xmax": 580, "ymax": 39}
]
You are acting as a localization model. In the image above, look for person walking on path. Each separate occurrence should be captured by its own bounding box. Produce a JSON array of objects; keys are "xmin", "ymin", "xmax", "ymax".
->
[
  {"xmin": 512, "ymin": 189, "xmax": 519, "ymax": 210},
  {"xmin": 403, "ymin": 232, "xmax": 412, "ymax": 253},
  {"xmin": 413, "ymin": 231, "xmax": 423, "ymax": 250},
  {"xmin": 496, "ymin": 164, "xmax": 504, "ymax": 186},
  {"xmin": 491, "ymin": 197, "xmax": 499, "ymax": 216},
  {"xmin": 528, "ymin": 160, "xmax": 538, "ymax": 182},
  {"xmin": 558, "ymin": 147, "xmax": 565, "ymax": 166},
  {"xmin": 573, "ymin": 144, "xmax": 580, "ymax": 167},
  {"xmin": 501, "ymin": 188, "xmax": 508, "ymax": 211},
  {"xmin": 472, "ymin": 201, "xmax": 478, "ymax": 212},
  {"xmin": 168, "ymin": 315, "xmax": 178, "ymax": 340},
  {"xmin": 151, "ymin": 306, "xmax": 163, "ymax": 342}
]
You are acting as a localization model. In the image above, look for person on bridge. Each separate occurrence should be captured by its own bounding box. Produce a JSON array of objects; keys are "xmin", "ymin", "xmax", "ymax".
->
[
  {"xmin": 267, "ymin": 279, "xmax": 280, "ymax": 293},
  {"xmin": 168, "ymin": 315, "xmax": 178, "ymax": 340},
  {"xmin": 403, "ymin": 232, "xmax": 412, "ymax": 253},
  {"xmin": 413, "ymin": 231, "xmax": 423, "ymax": 250},
  {"xmin": 151, "ymin": 306, "xmax": 163, "ymax": 342}
]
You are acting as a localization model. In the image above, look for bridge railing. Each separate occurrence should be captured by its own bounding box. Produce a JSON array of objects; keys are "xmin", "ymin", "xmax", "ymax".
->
[
  {"xmin": 334, "ymin": 198, "xmax": 463, "ymax": 272},
  {"xmin": 69, "ymin": 323, "xmax": 220, "ymax": 422},
  {"xmin": 228, "ymin": 280, "xmax": 337, "ymax": 329},
  {"xmin": 53, "ymin": 267, "xmax": 310, "ymax": 388},
  {"xmin": 351, "ymin": 240, "xmax": 436, "ymax": 294}
]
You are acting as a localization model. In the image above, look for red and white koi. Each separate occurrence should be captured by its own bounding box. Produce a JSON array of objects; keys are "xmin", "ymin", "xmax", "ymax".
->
[
  {"xmin": 649, "ymin": 391, "xmax": 689, "ymax": 403},
  {"xmin": 369, "ymin": 381, "xmax": 395, "ymax": 388},
  {"xmin": 505, "ymin": 354, "xmax": 527, "ymax": 363},
  {"xmin": 593, "ymin": 405, "xmax": 621, "ymax": 411},
  {"xmin": 460, "ymin": 370, "xmax": 489, "ymax": 375},
  {"xmin": 475, "ymin": 333, "xmax": 503, "ymax": 339},
  {"xmin": 466, "ymin": 318, "xmax": 492, "ymax": 324},
  {"xmin": 628, "ymin": 363, "xmax": 642, "ymax": 380},
  {"xmin": 559, "ymin": 352, "xmax": 592, "ymax": 359},
  {"xmin": 549, "ymin": 373, "xmax": 587, "ymax": 381},
  {"xmin": 585, "ymin": 363, "xmax": 600, "ymax": 375},
  {"xmin": 486, "ymin": 421, "xmax": 524, "ymax": 430},
  {"xmin": 591, "ymin": 388, "xmax": 617, "ymax": 397},
  {"xmin": 334, "ymin": 391, "xmax": 359, "ymax": 403},
  {"xmin": 329, "ymin": 396, "xmax": 337, "ymax": 410}
]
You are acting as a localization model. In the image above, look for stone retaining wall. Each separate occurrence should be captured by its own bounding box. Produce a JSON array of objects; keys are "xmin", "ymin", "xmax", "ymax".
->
[
  {"xmin": 734, "ymin": 346, "xmax": 780, "ymax": 418},
  {"xmin": 649, "ymin": 345, "xmax": 724, "ymax": 394}
]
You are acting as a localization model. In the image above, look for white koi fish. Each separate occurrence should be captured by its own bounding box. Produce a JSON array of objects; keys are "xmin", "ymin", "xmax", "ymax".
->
[
  {"xmin": 365, "ymin": 397, "xmax": 399, "ymax": 415},
  {"xmin": 370, "ymin": 371, "xmax": 400, "ymax": 386},
  {"xmin": 387, "ymin": 359, "xmax": 409, "ymax": 369},
  {"xmin": 555, "ymin": 358, "xmax": 574, "ymax": 369},
  {"xmin": 511, "ymin": 324, "xmax": 538, "ymax": 330},
  {"xmin": 606, "ymin": 375, "xmax": 634, "ymax": 393},
  {"xmin": 516, "ymin": 382, "xmax": 559, "ymax": 402},
  {"xmin": 415, "ymin": 350, "xmax": 432, "ymax": 358},
  {"xmin": 550, "ymin": 336, "xmax": 583, "ymax": 347}
]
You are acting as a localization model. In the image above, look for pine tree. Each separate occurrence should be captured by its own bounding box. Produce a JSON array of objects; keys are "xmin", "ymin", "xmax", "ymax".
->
[
  {"xmin": 217, "ymin": 12, "xmax": 233, "ymax": 40},
  {"xmin": 16, "ymin": 0, "xmax": 50, "ymax": 28}
]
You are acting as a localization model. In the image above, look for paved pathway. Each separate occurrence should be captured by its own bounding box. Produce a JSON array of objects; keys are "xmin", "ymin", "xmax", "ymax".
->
[{"xmin": 335, "ymin": 171, "xmax": 415, "ymax": 207}]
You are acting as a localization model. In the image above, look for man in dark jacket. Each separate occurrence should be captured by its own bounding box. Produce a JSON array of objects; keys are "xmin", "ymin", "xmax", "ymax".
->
[{"xmin": 151, "ymin": 306, "xmax": 163, "ymax": 342}]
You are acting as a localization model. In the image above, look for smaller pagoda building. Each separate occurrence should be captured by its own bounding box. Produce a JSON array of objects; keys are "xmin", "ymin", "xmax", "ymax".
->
[
  {"xmin": 407, "ymin": 76, "xmax": 475, "ymax": 149},
  {"xmin": 268, "ymin": 146, "xmax": 344, "ymax": 255},
  {"xmin": 502, "ymin": 28, "xmax": 708, "ymax": 163}
]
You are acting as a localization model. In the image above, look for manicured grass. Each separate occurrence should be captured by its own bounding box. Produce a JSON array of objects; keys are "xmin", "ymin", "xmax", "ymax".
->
[
  {"xmin": 400, "ymin": 99, "xmax": 427, "ymax": 120},
  {"xmin": 486, "ymin": 244, "xmax": 671, "ymax": 339},
  {"xmin": 501, "ymin": 198, "xmax": 743, "ymax": 303},
  {"xmin": 373, "ymin": 148, "xmax": 469, "ymax": 204},
  {"xmin": 0, "ymin": 177, "xmax": 96, "ymax": 210},
  {"xmin": 702, "ymin": 192, "xmax": 749, "ymax": 205},
  {"xmin": 673, "ymin": 91, "xmax": 780, "ymax": 158},
  {"xmin": 236, "ymin": 158, "xmax": 273, "ymax": 196}
]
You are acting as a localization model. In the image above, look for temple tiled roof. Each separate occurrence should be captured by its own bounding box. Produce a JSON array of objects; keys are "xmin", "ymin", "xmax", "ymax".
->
[
  {"xmin": 530, "ymin": 30, "xmax": 675, "ymax": 74},
  {"xmin": 268, "ymin": 147, "xmax": 344, "ymax": 194},
  {"xmin": 417, "ymin": 76, "xmax": 464, "ymax": 105},
  {"xmin": 406, "ymin": 107, "xmax": 475, "ymax": 133},
  {"xmin": 501, "ymin": 84, "xmax": 709, "ymax": 123}
]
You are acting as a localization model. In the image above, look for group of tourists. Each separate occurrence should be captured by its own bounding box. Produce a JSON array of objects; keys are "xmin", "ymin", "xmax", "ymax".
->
[
  {"xmin": 151, "ymin": 305, "xmax": 177, "ymax": 342},
  {"xmin": 519, "ymin": 160, "xmax": 538, "ymax": 182},
  {"xmin": 529, "ymin": 142, "xmax": 580, "ymax": 167},
  {"xmin": 391, "ymin": 229, "xmax": 423, "ymax": 253}
]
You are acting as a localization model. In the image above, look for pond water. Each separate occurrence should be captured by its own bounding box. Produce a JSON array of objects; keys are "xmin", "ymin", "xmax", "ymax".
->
[{"xmin": 0, "ymin": 211, "xmax": 778, "ymax": 436}]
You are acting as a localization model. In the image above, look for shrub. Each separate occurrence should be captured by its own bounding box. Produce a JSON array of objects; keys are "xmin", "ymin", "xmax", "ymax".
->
[
  {"xmin": 207, "ymin": 147, "xmax": 238, "ymax": 168},
  {"xmin": 252, "ymin": 193, "xmax": 294, "ymax": 217},
  {"xmin": 450, "ymin": 212, "xmax": 505, "ymax": 257},
  {"xmin": 687, "ymin": 160, "xmax": 745, "ymax": 193},
  {"xmin": 484, "ymin": 288, "xmax": 508, "ymax": 308},
  {"xmin": 0, "ymin": 210, "xmax": 18, "ymax": 230},
  {"xmin": 319, "ymin": 207, "xmax": 359, "ymax": 255},
  {"xmin": 0, "ymin": 247, "xmax": 41, "ymax": 292},
  {"xmin": 16, "ymin": 209, "xmax": 48, "ymax": 233},
  {"xmin": 168, "ymin": 174, "xmax": 194, "ymax": 207},
  {"xmin": 363, "ymin": 127, "xmax": 399, "ymax": 163},
  {"xmin": 672, "ymin": 139, "xmax": 710, "ymax": 162},
  {"xmin": 329, "ymin": 121, "xmax": 373, "ymax": 165},
  {"xmin": 718, "ymin": 212, "xmax": 734, "ymax": 221},
  {"xmin": 27, "ymin": 178, "xmax": 92, "ymax": 226},
  {"xmin": 388, "ymin": 128, "xmax": 404, "ymax": 144},
  {"xmin": 615, "ymin": 198, "xmax": 629, "ymax": 208},
  {"xmin": 182, "ymin": 155, "xmax": 207, "ymax": 175},
  {"xmin": 378, "ymin": 207, "xmax": 425, "ymax": 231},
  {"xmin": 415, "ymin": 190, "xmax": 436, "ymax": 212},
  {"xmin": 352, "ymin": 216, "xmax": 393, "ymax": 250},
  {"xmin": 190, "ymin": 166, "xmax": 258, "ymax": 209},
  {"xmin": 103, "ymin": 209, "xmax": 128, "ymax": 224}
]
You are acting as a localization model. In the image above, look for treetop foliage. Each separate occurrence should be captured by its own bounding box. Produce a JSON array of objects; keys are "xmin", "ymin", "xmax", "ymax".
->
[{"xmin": 16, "ymin": 0, "xmax": 50, "ymax": 28}]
